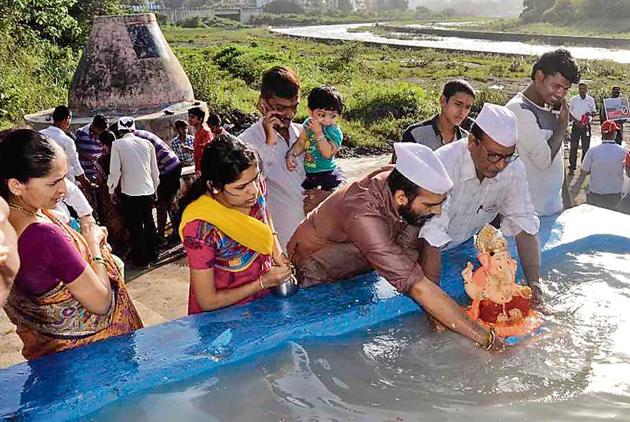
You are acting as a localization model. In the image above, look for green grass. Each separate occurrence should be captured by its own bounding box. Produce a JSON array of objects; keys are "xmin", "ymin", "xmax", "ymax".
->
[
  {"xmin": 166, "ymin": 25, "xmax": 630, "ymax": 150},
  {"xmin": 0, "ymin": 29, "xmax": 77, "ymax": 129},
  {"xmin": 248, "ymin": 11, "xmax": 414, "ymax": 27},
  {"xmin": 4, "ymin": 23, "xmax": 630, "ymax": 151},
  {"xmin": 165, "ymin": 26, "xmax": 539, "ymax": 149}
]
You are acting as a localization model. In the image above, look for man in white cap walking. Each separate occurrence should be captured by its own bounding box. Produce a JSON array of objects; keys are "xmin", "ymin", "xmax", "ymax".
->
[
  {"xmin": 108, "ymin": 116, "xmax": 160, "ymax": 268},
  {"xmin": 420, "ymin": 103, "xmax": 542, "ymax": 304},
  {"xmin": 288, "ymin": 144, "xmax": 504, "ymax": 351}
]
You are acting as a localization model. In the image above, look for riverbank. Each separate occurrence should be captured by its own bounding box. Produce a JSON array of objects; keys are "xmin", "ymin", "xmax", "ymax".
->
[
  {"xmin": 407, "ymin": 18, "xmax": 630, "ymax": 40},
  {"xmin": 277, "ymin": 22, "xmax": 630, "ymax": 64},
  {"xmin": 167, "ymin": 25, "xmax": 630, "ymax": 152},
  {"xmin": 373, "ymin": 23, "xmax": 630, "ymax": 48},
  {"xmin": 479, "ymin": 17, "xmax": 630, "ymax": 40}
]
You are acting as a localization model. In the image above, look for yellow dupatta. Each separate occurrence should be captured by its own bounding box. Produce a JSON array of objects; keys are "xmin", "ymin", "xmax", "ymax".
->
[{"xmin": 179, "ymin": 194, "xmax": 273, "ymax": 255}]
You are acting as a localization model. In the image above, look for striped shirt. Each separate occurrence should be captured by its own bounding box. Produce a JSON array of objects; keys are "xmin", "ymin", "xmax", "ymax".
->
[
  {"xmin": 134, "ymin": 129, "xmax": 181, "ymax": 175},
  {"xmin": 74, "ymin": 124, "xmax": 103, "ymax": 181}
]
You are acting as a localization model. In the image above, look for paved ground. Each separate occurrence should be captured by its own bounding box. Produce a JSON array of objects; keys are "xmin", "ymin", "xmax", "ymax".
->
[{"xmin": 0, "ymin": 134, "xmax": 625, "ymax": 368}]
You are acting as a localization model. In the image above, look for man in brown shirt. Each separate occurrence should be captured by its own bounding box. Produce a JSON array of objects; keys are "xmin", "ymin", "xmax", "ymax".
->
[{"xmin": 288, "ymin": 143, "xmax": 504, "ymax": 350}]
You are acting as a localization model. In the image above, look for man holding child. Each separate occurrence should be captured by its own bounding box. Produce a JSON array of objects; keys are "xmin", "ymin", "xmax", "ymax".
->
[{"xmin": 240, "ymin": 66, "xmax": 341, "ymax": 250}]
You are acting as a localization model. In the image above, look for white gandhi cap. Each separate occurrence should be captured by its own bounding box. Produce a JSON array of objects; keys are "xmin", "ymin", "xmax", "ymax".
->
[
  {"xmin": 474, "ymin": 103, "xmax": 518, "ymax": 147},
  {"xmin": 117, "ymin": 116, "xmax": 136, "ymax": 131},
  {"xmin": 394, "ymin": 143, "xmax": 453, "ymax": 194}
]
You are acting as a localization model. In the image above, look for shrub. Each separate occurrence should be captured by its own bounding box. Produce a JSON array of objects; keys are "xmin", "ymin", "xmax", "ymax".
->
[
  {"xmin": 213, "ymin": 45, "xmax": 245, "ymax": 68},
  {"xmin": 264, "ymin": 0, "xmax": 305, "ymax": 15},
  {"xmin": 155, "ymin": 13, "xmax": 169, "ymax": 27},
  {"xmin": 472, "ymin": 87, "xmax": 508, "ymax": 114},
  {"xmin": 0, "ymin": 27, "xmax": 76, "ymax": 128},
  {"xmin": 488, "ymin": 63, "xmax": 506, "ymax": 78},
  {"xmin": 174, "ymin": 47, "xmax": 259, "ymax": 113},
  {"xmin": 213, "ymin": 44, "xmax": 289, "ymax": 86},
  {"xmin": 175, "ymin": 48, "xmax": 222, "ymax": 104},
  {"xmin": 369, "ymin": 116, "xmax": 420, "ymax": 143},
  {"xmin": 202, "ymin": 16, "xmax": 247, "ymax": 30},
  {"xmin": 324, "ymin": 44, "xmax": 359, "ymax": 73},
  {"xmin": 344, "ymin": 82, "xmax": 436, "ymax": 124},
  {"xmin": 179, "ymin": 16, "xmax": 205, "ymax": 28}
]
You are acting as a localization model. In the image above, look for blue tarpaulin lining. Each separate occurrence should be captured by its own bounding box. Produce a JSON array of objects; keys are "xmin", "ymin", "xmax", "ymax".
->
[{"xmin": 0, "ymin": 205, "xmax": 628, "ymax": 421}]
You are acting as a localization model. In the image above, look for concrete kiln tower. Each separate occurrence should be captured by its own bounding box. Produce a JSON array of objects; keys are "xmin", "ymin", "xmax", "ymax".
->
[{"xmin": 26, "ymin": 13, "xmax": 206, "ymax": 141}]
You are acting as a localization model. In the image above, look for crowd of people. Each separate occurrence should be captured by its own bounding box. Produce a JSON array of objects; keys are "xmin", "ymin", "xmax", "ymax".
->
[{"xmin": 1, "ymin": 48, "xmax": 629, "ymax": 361}]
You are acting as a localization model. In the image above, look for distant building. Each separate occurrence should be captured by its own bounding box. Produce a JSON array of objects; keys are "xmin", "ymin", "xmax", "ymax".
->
[
  {"xmin": 217, "ymin": 0, "xmax": 256, "ymax": 7},
  {"xmin": 256, "ymin": 0, "xmax": 273, "ymax": 8},
  {"xmin": 353, "ymin": 0, "xmax": 372, "ymax": 11},
  {"xmin": 257, "ymin": 0, "xmax": 342, "ymax": 10},
  {"xmin": 303, "ymin": 0, "xmax": 341, "ymax": 10},
  {"xmin": 327, "ymin": 0, "xmax": 340, "ymax": 9},
  {"xmin": 128, "ymin": 1, "xmax": 161, "ymax": 12}
]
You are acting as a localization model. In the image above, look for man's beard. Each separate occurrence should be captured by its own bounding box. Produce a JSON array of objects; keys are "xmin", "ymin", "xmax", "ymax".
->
[{"xmin": 400, "ymin": 204, "xmax": 434, "ymax": 226}]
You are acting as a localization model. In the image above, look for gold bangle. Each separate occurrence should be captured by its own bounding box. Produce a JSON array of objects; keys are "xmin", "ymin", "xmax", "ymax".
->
[
  {"xmin": 259, "ymin": 276, "xmax": 266, "ymax": 290},
  {"xmin": 481, "ymin": 326, "xmax": 496, "ymax": 350},
  {"xmin": 92, "ymin": 256, "xmax": 107, "ymax": 266}
]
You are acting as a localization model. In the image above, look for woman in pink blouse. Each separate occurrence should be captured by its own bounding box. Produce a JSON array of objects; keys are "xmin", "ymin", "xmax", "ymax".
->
[
  {"xmin": 0, "ymin": 129, "xmax": 142, "ymax": 360},
  {"xmin": 179, "ymin": 134, "xmax": 291, "ymax": 314}
]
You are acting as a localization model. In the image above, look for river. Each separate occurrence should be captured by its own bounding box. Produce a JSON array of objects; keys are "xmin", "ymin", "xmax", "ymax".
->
[
  {"xmin": 271, "ymin": 23, "xmax": 630, "ymax": 64},
  {"xmin": 89, "ymin": 245, "xmax": 630, "ymax": 421}
]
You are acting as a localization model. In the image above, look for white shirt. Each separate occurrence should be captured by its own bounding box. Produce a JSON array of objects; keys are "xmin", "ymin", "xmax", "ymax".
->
[
  {"xmin": 582, "ymin": 141, "xmax": 627, "ymax": 194},
  {"xmin": 507, "ymin": 93, "xmax": 564, "ymax": 216},
  {"xmin": 40, "ymin": 125, "xmax": 85, "ymax": 184},
  {"xmin": 239, "ymin": 119, "xmax": 305, "ymax": 250},
  {"xmin": 51, "ymin": 179, "xmax": 93, "ymax": 223},
  {"xmin": 420, "ymin": 139, "xmax": 539, "ymax": 250},
  {"xmin": 569, "ymin": 94, "xmax": 596, "ymax": 122},
  {"xmin": 108, "ymin": 133, "xmax": 160, "ymax": 196}
]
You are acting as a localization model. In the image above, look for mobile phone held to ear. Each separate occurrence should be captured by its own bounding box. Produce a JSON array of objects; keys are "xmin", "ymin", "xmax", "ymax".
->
[{"xmin": 551, "ymin": 101, "xmax": 562, "ymax": 115}]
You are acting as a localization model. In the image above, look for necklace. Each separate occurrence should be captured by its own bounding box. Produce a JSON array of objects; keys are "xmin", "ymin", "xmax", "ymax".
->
[{"xmin": 8, "ymin": 203, "xmax": 42, "ymax": 218}]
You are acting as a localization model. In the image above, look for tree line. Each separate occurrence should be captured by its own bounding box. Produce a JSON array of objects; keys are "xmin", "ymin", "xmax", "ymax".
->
[
  {"xmin": 0, "ymin": 0, "xmax": 123, "ymax": 49},
  {"xmin": 521, "ymin": 0, "xmax": 630, "ymax": 24},
  {"xmin": 0, "ymin": 1, "xmax": 124, "ymax": 128}
]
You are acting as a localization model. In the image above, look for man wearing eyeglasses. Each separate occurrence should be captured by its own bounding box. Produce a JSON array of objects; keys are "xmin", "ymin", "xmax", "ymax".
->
[
  {"xmin": 238, "ymin": 66, "xmax": 304, "ymax": 252},
  {"xmin": 240, "ymin": 66, "xmax": 339, "ymax": 251},
  {"xmin": 420, "ymin": 103, "xmax": 542, "ymax": 310}
]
